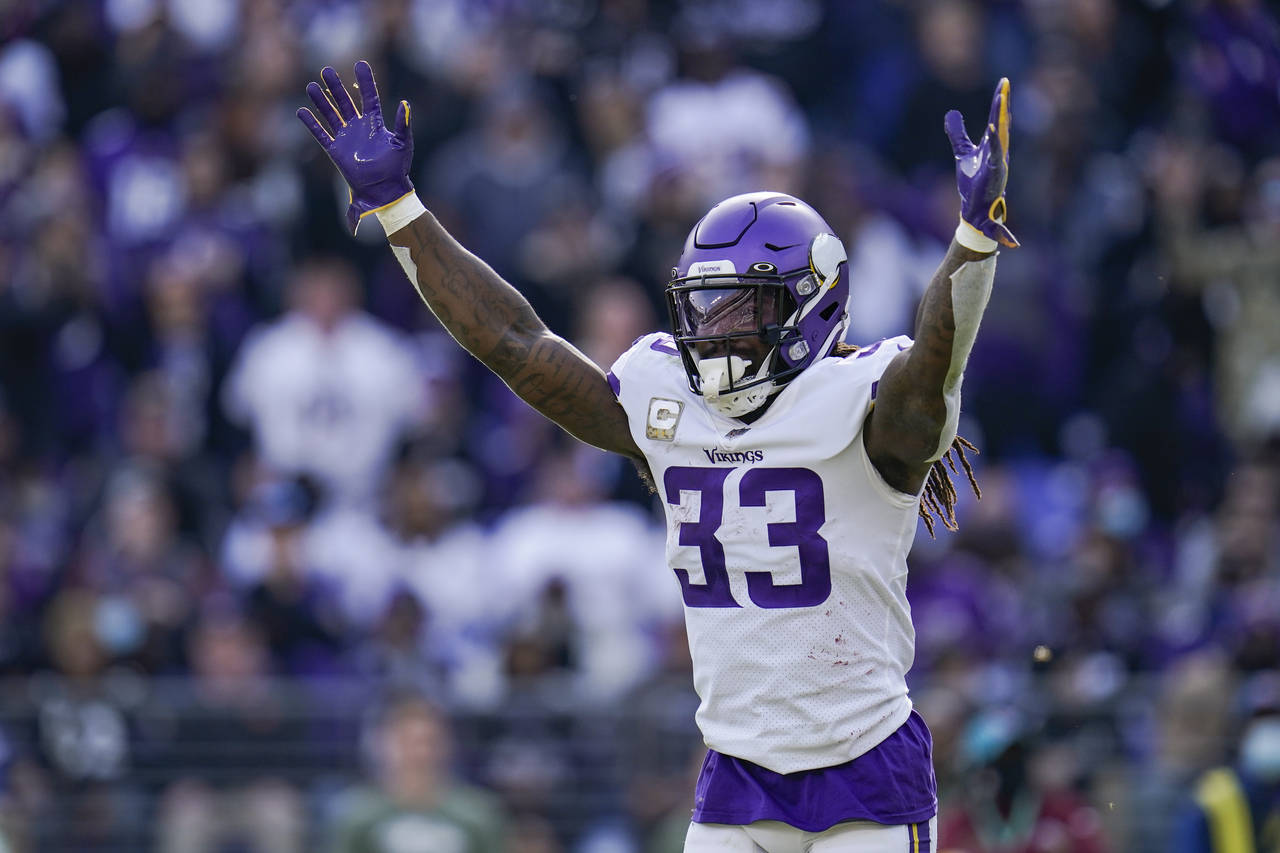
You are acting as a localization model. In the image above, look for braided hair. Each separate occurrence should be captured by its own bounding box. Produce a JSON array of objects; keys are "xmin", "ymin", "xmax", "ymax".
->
[{"xmin": 918, "ymin": 435, "xmax": 981, "ymax": 537}]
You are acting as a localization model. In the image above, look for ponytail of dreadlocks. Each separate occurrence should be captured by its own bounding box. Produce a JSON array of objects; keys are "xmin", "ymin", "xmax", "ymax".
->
[{"xmin": 833, "ymin": 342, "xmax": 982, "ymax": 536}]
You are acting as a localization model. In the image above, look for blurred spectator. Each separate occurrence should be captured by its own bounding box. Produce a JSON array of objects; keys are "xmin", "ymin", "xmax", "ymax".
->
[
  {"xmin": 886, "ymin": 0, "xmax": 993, "ymax": 178},
  {"xmin": 154, "ymin": 608, "xmax": 305, "ymax": 853},
  {"xmin": 0, "ymin": 200, "xmax": 116, "ymax": 456},
  {"xmin": 115, "ymin": 369, "xmax": 228, "ymax": 550},
  {"xmin": 425, "ymin": 84, "xmax": 588, "ymax": 325},
  {"xmin": 29, "ymin": 588, "xmax": 144, "ymax": 851},
  {"xmin": 515, "ymin": 187, "xmax": 628, "ymax": 324},
  {"xmin": 482, "ymin": 631, "xmax": 580, "ymax": 842},
  {"xmin": 384, "ymin": 455, "xmax": 497, "ymax": 704},
  {"xmin": 571, "ymin": 275, "xmax": 657, "ymax": 371},
  {"xmin": 488, "ymin": 445, "xmax": 674, "ymax": 702},
  {"xmin": 239, "ymin": 478, "xmax": 345, "ymax": 675},
  {"xmin": 327, "ymin": 693, "xmax": 505, "ymax": 853},
  {"xmin": 619, "ymin": 619, "xmax": 702, "ymax": 849},
  {"xmin": 569, "ymin": 276, "xmax": 661, "ymax": 505},
  {"xmin": 641, "ymin": 35, "xmax": 809, "ymax": 210},
  {"xmin": 1128, "ymin": 652, "xmax": 1239, "ymax": 853},
  {"xmin": 223, "ymin": 257, "xmax": 427, "ymax": 507},
  {"xmin": 1173, "ymin": 672, "xmax": 1280, "ymax": 853},
  {"xmin": 1152, "ymin": 135, "xmax": 1280, "ymax": 445},
  {"xmin": 353, "ymin": 589, "xmax": 450, "ymax": 702},
  {"xmin": 223, "ymin": 470, "xmax": 405, "ymax": 639},
  {"xmin": 938, "ymin": 708, "xmax": 1109, "ymax": 853},
  {"xmin": 75, "ymin": 467, "xmax": 208, "ymax": 673}
]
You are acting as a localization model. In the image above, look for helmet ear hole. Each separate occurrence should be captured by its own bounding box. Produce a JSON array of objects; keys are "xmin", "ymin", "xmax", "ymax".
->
[{"xmin": 819, "ymin": 302, "xmax": 839, "ymax": 322}]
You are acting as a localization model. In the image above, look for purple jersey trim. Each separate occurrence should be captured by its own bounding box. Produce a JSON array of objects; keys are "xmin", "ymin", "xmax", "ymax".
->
[
  {"xmin": 855, "ymin": 339, "xmax": 886, "ymax": 359},
  {"xmin": 650, "ymin": 336, "xmax": 680, "ymax": 356},
  {"xmin": 691, "ymin": 710, "xmax": 936, "ymax": 831},
  {"xmin": 606, "ymin": 370, "xmax": 620, "ymax": 397}
]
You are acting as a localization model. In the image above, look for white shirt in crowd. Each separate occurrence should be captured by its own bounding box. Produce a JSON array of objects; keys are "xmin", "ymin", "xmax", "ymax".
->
[
  {"xmin": 223, "ymin": 312, "xmax": 427, "ymax": 505},
  {"xmin": 488, "ymin": 499, "xmax": 678, "ymax": 702}
]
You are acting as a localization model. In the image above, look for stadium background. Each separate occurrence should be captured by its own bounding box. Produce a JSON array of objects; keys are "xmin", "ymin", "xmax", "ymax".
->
[{"xmin": 0, "ymin": 0, "xmax": 1277, "ymax": 850}]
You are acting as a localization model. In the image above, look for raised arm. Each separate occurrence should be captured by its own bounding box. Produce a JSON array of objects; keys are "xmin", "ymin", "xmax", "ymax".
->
[
  {"xmin": 387, "ymin": 211, "xmax": 640, "ymax": 457},
  {"xmin": 297, "ymin": 61, "xmax": 641, "ymax": 460},
  {"xmin": 864, "ymin": 78, "xmax": 1018, "ymax": 495}
]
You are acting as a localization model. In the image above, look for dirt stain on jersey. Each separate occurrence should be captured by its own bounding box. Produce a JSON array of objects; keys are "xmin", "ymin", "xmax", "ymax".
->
[{"xmin": 808, "ymin": 646, "xmax": 851, "ymax": 666}]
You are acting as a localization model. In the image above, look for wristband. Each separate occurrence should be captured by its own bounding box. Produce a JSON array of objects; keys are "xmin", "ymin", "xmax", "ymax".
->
[
  {"xmin": 954, "ymin": 219, "xmax": 998, "ymax": 253},
  {"xmin": 374, "ymin": 191, "xmax": 427, "ymax": 235}
]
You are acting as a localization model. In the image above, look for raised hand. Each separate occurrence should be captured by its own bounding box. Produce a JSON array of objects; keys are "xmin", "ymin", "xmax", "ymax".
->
[
  {"xmin": 297, "ymin": 61, "xmax": 414, "ymax": 233},
  {"xmin": 944, "ymin": 78, "xmax": 1018, "ymax": 249}
]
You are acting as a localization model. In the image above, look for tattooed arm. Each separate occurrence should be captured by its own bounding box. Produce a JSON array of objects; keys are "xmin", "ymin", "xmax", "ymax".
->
[
  {"xmin": 863, "ymin": 78, "xmax": 1016, "ymax": 495},
  {"xmin": 863, "ymin": 242, "xmax": 993, "ymax": 494},
  {"xmin": 296, "ymin": 61, "xmax": 641, "ymax": 461},
  {"xmin": 388, "ymin": 211, "xmax": 642, "ymax": 459}
]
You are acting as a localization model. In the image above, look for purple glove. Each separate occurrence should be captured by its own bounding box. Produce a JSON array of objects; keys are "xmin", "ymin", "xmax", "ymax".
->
[
  {"xmin": 297, "ymin": 61, "xmax": 414, "ymax": 233},
  {"xmin": 944, "ymin": 77, "xmax": 1019, "ymax": 249}
]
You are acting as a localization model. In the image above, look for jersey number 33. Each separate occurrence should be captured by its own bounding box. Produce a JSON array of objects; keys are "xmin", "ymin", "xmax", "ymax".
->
[{"xmin": 665, "ymin": 466, "xmax": 830, "ymax": 610}]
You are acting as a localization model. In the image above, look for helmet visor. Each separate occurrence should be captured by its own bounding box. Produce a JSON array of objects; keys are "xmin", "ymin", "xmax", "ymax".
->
[{"xmin": 674, "ymin": 281, "xmax": 785, "ymax": 339}]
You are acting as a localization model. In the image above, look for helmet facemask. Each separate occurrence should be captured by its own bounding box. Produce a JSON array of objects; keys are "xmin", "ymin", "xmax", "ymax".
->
[
  {"xmin": 668, "ymin": 193, "xmax": 851, "ymax": 418},
  {"xmin": 667, "ymin": 264, "xmax": 804, "ymax": 418}
]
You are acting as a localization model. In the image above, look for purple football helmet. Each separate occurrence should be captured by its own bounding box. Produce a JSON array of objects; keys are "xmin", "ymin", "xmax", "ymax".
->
[{"xmin": 666, "ymin": 191, "xmax": 850, "ymax": 416}]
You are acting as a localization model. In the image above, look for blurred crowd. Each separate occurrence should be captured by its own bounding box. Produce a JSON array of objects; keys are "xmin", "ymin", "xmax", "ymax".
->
[{"xmin": 0, "ymin": 0, "xmax": 1278, "ymax": 850}]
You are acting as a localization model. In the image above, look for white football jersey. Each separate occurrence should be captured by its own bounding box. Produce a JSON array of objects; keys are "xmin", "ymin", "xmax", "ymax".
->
[{"xmin": 610, "ymin": 332, "xmax": 922, "ymax": 774}]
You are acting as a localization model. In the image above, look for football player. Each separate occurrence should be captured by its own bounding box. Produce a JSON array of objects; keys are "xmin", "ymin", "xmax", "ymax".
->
[{"xmin": 299, "ymin": 61, "xmax": 1017, "ymax": 853}]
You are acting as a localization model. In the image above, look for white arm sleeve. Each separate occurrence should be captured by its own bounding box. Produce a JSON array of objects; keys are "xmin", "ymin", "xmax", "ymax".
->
[{"xmin": 928, "ymin": 253, "xmax": 997, "ymax": 460}]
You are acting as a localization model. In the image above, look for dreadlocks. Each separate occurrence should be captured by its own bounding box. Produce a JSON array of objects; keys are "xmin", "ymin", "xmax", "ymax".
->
[
  {"xmin": 832, "ymin": 342, "xmax": 982, "ymax": 536},
  {"xmin": 919, "ymin": 435, "xmax": 981, "ymax": 537}
]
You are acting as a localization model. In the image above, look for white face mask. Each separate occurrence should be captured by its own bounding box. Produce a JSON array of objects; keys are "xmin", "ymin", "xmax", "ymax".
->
[
  {"xmin": 1240, "ymin": 717, "xmax": 1280, "ymax": 782},
  {"xmin": 696, "ymin": 354, "xmax": 778, "ymax": 418}
]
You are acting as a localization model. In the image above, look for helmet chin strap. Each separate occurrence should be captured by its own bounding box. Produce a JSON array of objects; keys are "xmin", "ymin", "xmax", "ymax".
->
[{"xmin": 695, "ymin": 352, "xmax": 780, "ymax": 417}]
